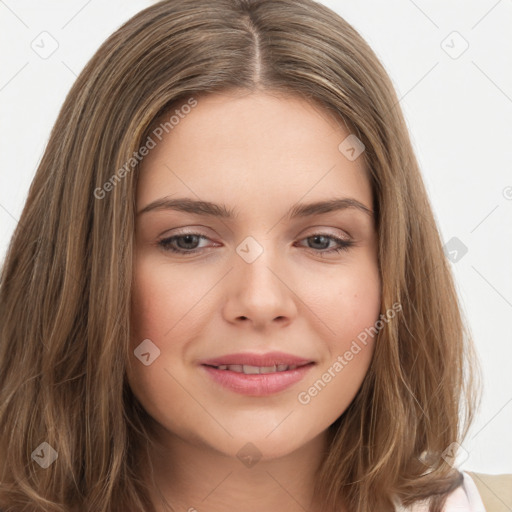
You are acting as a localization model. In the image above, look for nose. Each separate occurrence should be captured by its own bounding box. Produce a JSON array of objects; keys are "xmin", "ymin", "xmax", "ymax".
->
[{"xmin": 222, "ymin": 243, "xmax": 297, "ymax": 329}]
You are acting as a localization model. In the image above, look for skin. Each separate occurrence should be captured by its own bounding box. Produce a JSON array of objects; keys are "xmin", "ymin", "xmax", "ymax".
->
[{"xmin": 127, "ymin": 90, "xmax": 381, "ymax": 512}]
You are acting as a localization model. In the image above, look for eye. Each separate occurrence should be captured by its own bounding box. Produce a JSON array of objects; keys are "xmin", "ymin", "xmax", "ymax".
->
[
  {"xmin": 295, "ymin": 233, "xmax": 354, "ymax": 255},
  {"xmin": 157, "ymin": 233, "xmax": 212, "ymax": 255},
  {"xmin": 157, "ymin": 232, "xmax": 354, "ymax": 256}
]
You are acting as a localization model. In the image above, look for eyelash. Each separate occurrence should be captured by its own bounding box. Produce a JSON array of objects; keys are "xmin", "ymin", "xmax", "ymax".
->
[{"xmin": 157, "ymin": 232, "xmax": 354, "ymax": 256}]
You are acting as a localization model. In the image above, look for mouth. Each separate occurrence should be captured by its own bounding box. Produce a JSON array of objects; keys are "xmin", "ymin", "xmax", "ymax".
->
[
  {"xmin": 203, "ymin": 362, "xmax": 312, "ymax": 374},
  {"xmin": 199, "ymin": 352, "xmax": 315, "ymax": 396}
]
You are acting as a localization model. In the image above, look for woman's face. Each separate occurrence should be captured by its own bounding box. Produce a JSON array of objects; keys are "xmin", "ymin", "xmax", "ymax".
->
[{"xmin": 127, "ymin": 90, "xmax": 381, "ymax": 460}]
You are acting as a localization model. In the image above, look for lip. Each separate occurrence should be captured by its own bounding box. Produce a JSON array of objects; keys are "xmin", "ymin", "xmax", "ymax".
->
[{"xmin": 199, "ymin": 351, "xmax": 315, "ymax": 396}]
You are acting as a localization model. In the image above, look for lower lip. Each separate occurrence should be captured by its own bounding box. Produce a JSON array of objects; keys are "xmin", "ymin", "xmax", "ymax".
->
[{"xmin": 201, "ymin": 363, "xmax": 315, "ymax": 396}]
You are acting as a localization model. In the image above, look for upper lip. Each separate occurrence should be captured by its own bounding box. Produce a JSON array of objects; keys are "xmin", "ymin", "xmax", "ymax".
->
[{"xmin": 200, "ymin": 351, "xmax": 314, "ymax": 367}]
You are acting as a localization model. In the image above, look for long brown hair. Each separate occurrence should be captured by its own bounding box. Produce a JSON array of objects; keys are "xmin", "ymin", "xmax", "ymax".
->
[{"xmin": 0, "ymin": 0, "xmax": 482, "ymax": 511}]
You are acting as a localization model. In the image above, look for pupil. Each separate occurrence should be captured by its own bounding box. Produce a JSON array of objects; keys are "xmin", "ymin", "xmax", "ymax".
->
[
  {"xmin": 180, "ymin": 235, "xmax": 198, "ymax": 249},
  {"xmin": 311, "ymin": 235, "xmax": 327, "ymax": 249}
]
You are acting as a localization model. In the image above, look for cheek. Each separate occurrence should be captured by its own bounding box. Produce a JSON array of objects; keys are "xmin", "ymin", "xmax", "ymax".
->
[
  {"xmin": 340, "ymin": 272, "xmax": 381, "ymax": 345},
  {"xmin": 127, "ymin": 260, "xmax": 192, "ymax": 433},
  {"xmin": 130, "ymin": 258, "xmax": 203, "ymax": 345},
  {"xmin": 296, "ymin": 273, "xmax": 380, "ymax": 423},
  {"xmin": 304, "ymin": 259, "xmax": 381, "ymax": 350},
  {"xmin": 128, "ymin": 258, "xmax": 213, "ymax": 415}
]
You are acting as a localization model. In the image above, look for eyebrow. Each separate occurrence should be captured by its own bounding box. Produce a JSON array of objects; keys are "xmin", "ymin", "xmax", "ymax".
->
[{"xmin": 136, "ymin": 196, "xmax": 374, "ymax": 220}]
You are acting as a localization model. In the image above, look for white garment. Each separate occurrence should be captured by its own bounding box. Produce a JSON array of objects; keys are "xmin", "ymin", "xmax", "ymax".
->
[{"xmin": 395, "ymin": 471, "xmax": 487, "ymax": 511}]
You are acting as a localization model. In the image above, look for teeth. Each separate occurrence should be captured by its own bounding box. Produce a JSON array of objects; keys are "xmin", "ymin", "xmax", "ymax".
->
[
  {"xmin": 213, "ymin": 364, "xmax": 302, "ymax": 373},
  {"xmin": 243, "ymin": 364, "xmax": 261, "ymax": 374}
]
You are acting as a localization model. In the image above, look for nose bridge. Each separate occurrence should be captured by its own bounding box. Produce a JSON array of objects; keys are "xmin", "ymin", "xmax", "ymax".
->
[
  {"xmin": 235, "ymin": 234, "xmax": 281, "ymax": 292},
  {"xmin": 226, "ymin": 233, "xmax": 295, "ymax": 324}
]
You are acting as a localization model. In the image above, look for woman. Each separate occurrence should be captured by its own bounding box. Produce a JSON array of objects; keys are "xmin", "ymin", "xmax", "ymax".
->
[{"xmin": 0, "ymin": 0, "xmax": 509, "ymax": 511}]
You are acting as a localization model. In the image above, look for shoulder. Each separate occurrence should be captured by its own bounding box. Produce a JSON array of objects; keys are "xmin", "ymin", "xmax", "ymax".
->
[
  {"xmin": 395, "ymin": 471, "xmax": 512, "ymax": 511},
  {"xmin": 466, "ymin": 471, "xmax": 512, "ymax": 512}
]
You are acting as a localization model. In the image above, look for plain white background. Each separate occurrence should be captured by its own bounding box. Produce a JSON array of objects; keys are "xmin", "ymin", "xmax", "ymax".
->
[{"xmin": 0, "ymin": 0, "xmax": 511, "ymax": 475}]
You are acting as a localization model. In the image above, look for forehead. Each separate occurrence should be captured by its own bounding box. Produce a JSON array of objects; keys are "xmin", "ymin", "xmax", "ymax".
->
[{"xmin": 136, "ymin": 91, "xmax": 372, "ymax": 216}]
